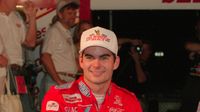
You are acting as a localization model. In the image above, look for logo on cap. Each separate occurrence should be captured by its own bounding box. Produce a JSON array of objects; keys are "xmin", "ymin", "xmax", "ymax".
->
[
  {"xmin": 86, "ymin": 30, "xmax": 111, "ymax": 42},
  {"xmin": 80, "ymin": 26, "xmax": 118, "ymax": 56}
]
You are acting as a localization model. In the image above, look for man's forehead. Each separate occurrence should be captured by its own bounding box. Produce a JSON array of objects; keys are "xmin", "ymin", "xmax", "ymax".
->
[{"xmin": 83, "ymin": 46, "xmax": 113, "ymax": 55}]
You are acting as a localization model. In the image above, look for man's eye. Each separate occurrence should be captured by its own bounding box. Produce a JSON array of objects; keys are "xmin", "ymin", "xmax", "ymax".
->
[
  {"xmin": 85, "ymin": 55, "xmax": 93, "ymax": 60},
  {"xmin": 101, "ymin": 56, "xmax": 109, "ymax": 60}
]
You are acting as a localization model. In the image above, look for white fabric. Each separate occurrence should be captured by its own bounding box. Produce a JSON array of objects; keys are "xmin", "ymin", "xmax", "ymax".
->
[
  {"xmin": 0, "ymin": 73, "xmax": 6, "ymax": 95},
  {"xmin": 0, "ymin": 11, "xmax": 25, "ymax": 94},
  {"xmin": 93, "ymin": 93, "xmax": 105, "ymax": 108},
  {"xmin": 0, "ymin": 37, "xmax": 6, "ymax": 78},
  {"xmin": 56, "ymin": 0, "xmax": 79, "ymax": 13},
  {"xmin": 0, "ymin": 23, "xmax": 6, "ymax": 79},
  {"xmin": 0, "ymin": 11, "xmax": 26, "ymax": 66},
  {"xmin": 42, "ymin": 22, "xmax": 77, "ymax": 74},
  {"xmin": 0, "ymin": 94, "xmax": 23, "ymax": 112},
  {"xmin": 0, "ymin": 36, "xmax": 3, "ymax": 54},
  {"xmin": 80, "ymin": 26, "xmax": 118, "ymax": 56},
  {"xmin": 0, "ymin": 69, "xmax": 23, "ymax": 112}
]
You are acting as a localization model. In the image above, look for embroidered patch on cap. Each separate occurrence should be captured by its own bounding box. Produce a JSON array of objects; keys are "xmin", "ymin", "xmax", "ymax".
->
[
  {"xmin": 46, "ymin": 101, "xmax": 59, "ymax": 111},
  {"xmin": 85, "ymin": 29, "xmax": 111, "ymax": 42}
]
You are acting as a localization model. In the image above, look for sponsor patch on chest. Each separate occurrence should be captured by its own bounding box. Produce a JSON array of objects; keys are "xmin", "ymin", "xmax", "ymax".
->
[
  {"xmin": 46, "ymin": 101, "xmax": 59, "ymax": 111},
  {"xmin": 62, "ymin": 93, "xmax": 82, "ymax": 103}
]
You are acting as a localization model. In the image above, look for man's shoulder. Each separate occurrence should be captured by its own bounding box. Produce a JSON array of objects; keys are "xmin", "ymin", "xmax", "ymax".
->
[
  {"xmin": 111, "ymin": 84, "xmax": 142, "ymax": 111},
  {"xmin": 46, "ymin": 24, "xmax": 59, "ymax": 33},
  {"xmin": 47, "ymin": 81, "xmax": 75, "ymax": 93},
  {"xmin": 45, "ymin": 81, "xmax": 78, "ymax": 98},
  {"xmin": 112, "ymin": 83, "xmax": 138, "ymax": 100}
]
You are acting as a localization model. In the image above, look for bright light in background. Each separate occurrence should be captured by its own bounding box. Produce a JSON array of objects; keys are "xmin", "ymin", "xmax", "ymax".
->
[
  {"xmin": 16, "ymin": 5, "xmax": 23, "ymax": 9},
  {"xmin": 154, "ymin": 51, "xmax": 164, "ymax": 57}
]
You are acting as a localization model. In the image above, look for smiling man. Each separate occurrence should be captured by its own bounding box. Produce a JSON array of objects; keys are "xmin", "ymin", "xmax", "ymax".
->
[{"xmin": 41, "ymin": 26, "xmax": 142, "ymax": 112}]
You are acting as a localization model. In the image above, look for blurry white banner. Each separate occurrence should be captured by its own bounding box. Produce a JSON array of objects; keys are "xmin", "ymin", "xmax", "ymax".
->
[{"xmin": 91, "ymin": 0, "xmax": 200, "ymax": 10}]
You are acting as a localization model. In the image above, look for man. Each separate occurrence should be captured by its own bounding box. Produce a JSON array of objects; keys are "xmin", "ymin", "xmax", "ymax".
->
[
  {"xmin": 0, "ymin": 0, "xmax": 36, "ymax": 111},
  {"xmin": 41, "ymin": 0, "xmax": 79, "ymax": 92},
  {"xmin": 0, "ymin": 37, "xmax": 8, "ymax": 94},
  {"xmin": 179, "ymin": 18, "xmax": 200, "ymax": 112},
  {"xmin": 180, "ymin": 40, "xmax": 200, "ymax": 112},
  {"xmin": 41, "ymin": 26, "xmax": 142, "ymax": 112}
]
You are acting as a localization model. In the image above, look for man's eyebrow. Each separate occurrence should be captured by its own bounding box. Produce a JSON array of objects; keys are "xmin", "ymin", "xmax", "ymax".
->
[
  {"xmin": 84, "ymin": 53, "xmax": 111, "ymax": 57},
  {"xmin": 84, "ymin": 54, "xmax": 93, "ymax": 57},
  {"xmin": 100, "ymin": 54, "xmax": 111, "ymax": 57}
]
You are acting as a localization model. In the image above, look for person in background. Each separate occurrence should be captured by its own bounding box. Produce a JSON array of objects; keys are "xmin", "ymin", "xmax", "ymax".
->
[
  {"xmin": 41, "ymin": 26, "xmax": 142, "ymax": 112},
  {"xmin": 136, "ymin": 40, "xmax": 153, "ymax": 111},
  {"xmin": 118, "ymin": 37, "xmax": 142, "ymax": 49},
  {"xmin": 0, "ymin": 37, "xmax": 8, "ymax": 94},
  {"xmin": 0, "ymin": 0, "xmax": 37, "ymax": 111},
  {"xmin": 113, "ymin": 39, "xmax": 150, "ymax": 98},
  {"xmin": 130, "ymin": 40, "xmax": 152, "ymax": 92},
  {"xmin": 113, "ymin": 39, "xmax": 153, "ymax": 111},
  {"xmin": 179, "ymin": 18, "xmax": 200, "ymax": 112},
  {"xmin": 140, "ymin": 40, "xmax": 153, "ymax": 65},
  {"xmin": 73, "ymin": 20, "xmax": 93, "ymax": 51},
  {"xmin": 41, "ymin": 0, "xmax": 79, "ymax": 92},
  {"xmin": 73, "ymin": 20, "xmax": 93, "ymax": 74},
  {"xmin": 180, "ymin": 39, "xmax": 200, "ymax": 112}
]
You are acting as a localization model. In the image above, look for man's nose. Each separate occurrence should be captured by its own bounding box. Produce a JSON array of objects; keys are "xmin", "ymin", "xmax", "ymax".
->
[{"xmin": 92, "ymin": 59, "xmax": 101, "ymax": 67}]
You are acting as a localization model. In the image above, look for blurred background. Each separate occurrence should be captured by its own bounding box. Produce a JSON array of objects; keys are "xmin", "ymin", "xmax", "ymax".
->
[{"xmin": 92, "ymin": 10, "xmax": 200, "ymax": 112}]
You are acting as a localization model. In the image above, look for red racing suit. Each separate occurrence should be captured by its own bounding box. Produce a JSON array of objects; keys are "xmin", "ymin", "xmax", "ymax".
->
[{"xmin": 41, "ymin": 76, "xmax": 142, "ymax": 112}]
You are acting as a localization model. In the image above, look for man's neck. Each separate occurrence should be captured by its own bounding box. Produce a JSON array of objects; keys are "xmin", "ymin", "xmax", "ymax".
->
[
  {"xmin": 87, "ymin": 81, "xmax": 111, "ymax": 95},
  {"xmin": 93, "ymin": 92, "xmax": 105, "ymax": 109},
  {"xmin": 59, "ymin": 20, "xmax": 70, "ymax": 30}
]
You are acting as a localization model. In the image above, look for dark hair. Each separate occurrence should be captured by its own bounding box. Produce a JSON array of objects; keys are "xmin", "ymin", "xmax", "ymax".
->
[
  {"xmin": 73, "ymin": 20, "xmax": 93, "ymax": 44},
  {"xmin": 50, "ymin": 15, "xmax": 59, "ymax": 26},
  {"xmin": 16, "ymin": 9, "xmax": 26, "ymax": 22},
  {"xmin": 59, "ymin": 2, "xmax": 79, "ymax": 13},
  {"xmin": 50, "ymin": 2, "xmax": 79, "ymax": 26},
  {"xmin": 141, "ymin": 39, "xmax": 153, "ymax": 51},
  {"xmin": 80, "ymin": 49, "xmax": 117, "ymax": 62},
  {"xmin": 118, "ymin": 42, "xmax": 133, "ymax": 55}
]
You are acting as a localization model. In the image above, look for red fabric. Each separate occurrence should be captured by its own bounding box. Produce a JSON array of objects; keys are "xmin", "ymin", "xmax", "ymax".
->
[
  {"xmin": 79, "ymin": 0, "xmax": 91, "ymax": 21},
  {"xmin": 41, "ymin": 76, "xmax": 142, "ymax": 112}
]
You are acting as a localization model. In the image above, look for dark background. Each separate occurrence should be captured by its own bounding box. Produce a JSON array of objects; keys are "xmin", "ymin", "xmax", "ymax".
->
[{"xmin": 91, "ymin": 10, "xmax": 200, "ymax": 94}]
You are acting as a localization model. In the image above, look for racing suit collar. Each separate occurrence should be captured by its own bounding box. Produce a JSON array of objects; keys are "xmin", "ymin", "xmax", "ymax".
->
[{"xmin": 77, "ymin": 76, "xmax": 112, "ymax": 97}]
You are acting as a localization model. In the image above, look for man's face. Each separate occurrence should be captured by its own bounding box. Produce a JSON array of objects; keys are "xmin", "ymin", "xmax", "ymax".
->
[
  {"xmin": 59, "ymin": 8, "xmax": 77, "ymax": 27},
  {"xmin": 79, "ymin": 46, "xmax": 120, "ymax": 86},
  {"xmin": 141, "ymin": 44, "xmax": 152, "ymax": 61}
]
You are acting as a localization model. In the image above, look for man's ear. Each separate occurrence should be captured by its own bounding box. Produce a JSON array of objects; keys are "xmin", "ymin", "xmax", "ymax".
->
[
  {"xmin": 113, "ymin": 56, "xmax": 120, "ymax": 70},
  {"xmin": 79, "ymin": 54, "xmax": 83, "ymax": 69}
]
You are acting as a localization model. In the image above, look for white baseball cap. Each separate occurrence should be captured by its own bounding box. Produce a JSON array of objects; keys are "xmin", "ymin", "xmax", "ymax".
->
[
  {"xmin": 79, "ymin": 26, "xmax": 118, "ymax": 56},
  {"xmin": 56, "ymin": 0, "xmax": 79, "ymax": 13}
]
